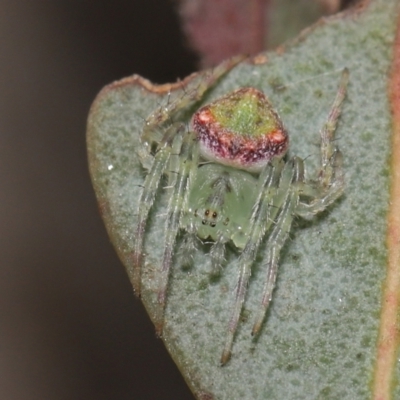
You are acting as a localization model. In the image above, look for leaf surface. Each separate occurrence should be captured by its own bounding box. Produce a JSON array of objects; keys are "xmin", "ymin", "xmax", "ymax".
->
[{"xmin": 87, "ymin": 1, "xmax": 400, "ymax": 398}]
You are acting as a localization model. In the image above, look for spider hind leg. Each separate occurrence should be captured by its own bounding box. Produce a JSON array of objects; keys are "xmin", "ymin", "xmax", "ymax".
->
[
  {"xmin": 252, "ymin": 157, "xmax": 304, "ymax": 336},
  {"xmin": 220, "ymin": 161, "xmax": 283, "ymax": 364}
]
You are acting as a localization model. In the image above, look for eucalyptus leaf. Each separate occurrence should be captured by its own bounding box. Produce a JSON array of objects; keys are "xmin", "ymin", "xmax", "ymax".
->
[{"xmin": 87, "ymin": 1, "xmax": 400, "ymax": 398}]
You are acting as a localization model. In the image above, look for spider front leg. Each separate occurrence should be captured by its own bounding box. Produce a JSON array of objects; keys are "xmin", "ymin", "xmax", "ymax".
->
[
  {"xmin": 155, "ymin": 132, "xmax": 197, "ymax": 334},
  {"xmin": 143, "ymin": 55, "xmax": 245, "ymax": 143},
  {"xmin": 133, "ymin": 123, "xmax": 185, "ymax": 296},
  {"xmin": 250, "ymin": 71, "xmax": 349, "ymax": 345},
  {"xmin": 177, "ymin": 144, "xmax": 200, "ymax": 269}
]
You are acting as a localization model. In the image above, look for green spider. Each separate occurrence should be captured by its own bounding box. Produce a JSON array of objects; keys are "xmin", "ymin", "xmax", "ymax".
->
[{"xmin": 133, "ymin": 57, "xmax": 348, "ymax": 365}]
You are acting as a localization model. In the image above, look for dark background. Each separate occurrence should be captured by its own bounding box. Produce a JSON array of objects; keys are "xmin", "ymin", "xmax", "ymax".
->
[{"xmin": 0, "ymin": 1, "xmax": 197, "ymax": 399}]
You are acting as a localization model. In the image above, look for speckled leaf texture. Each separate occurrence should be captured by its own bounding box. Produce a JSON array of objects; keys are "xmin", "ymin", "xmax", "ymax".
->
[{"xmin": 87, "ymin": 1, "xmax": 400, "ymax": 399}]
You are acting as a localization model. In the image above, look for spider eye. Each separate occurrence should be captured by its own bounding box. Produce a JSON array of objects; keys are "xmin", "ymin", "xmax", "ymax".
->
[
  {"xmin": 210, "ymin": 222, "xmax": 216, "ymax": 228},
  {"xmin": 202, "ymin": 220, "xmax": 207, "ymax": 225},
  {"xmin": 205, "ymin": 209, "xmax": 210, "ymax": 216},
  {"xmin": 212, "ymin": 211, "xmax": 218, "ymax": 218}
]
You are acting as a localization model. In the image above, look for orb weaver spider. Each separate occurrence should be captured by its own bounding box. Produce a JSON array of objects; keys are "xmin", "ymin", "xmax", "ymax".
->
[{"xmin": 133, "ymin": 57, "xmax": 348, "ymax": 365}]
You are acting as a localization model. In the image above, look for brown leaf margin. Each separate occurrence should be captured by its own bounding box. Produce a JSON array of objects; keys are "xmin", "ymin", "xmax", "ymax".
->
[{"xmin": 372, "ymin": 9, "xmax": 400, "ymax": 400}]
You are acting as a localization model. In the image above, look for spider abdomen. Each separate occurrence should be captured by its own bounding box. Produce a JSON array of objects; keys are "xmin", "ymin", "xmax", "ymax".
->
[{"xmin": 192, "ymin": 87, "xmax": 288, "ymax": 173}]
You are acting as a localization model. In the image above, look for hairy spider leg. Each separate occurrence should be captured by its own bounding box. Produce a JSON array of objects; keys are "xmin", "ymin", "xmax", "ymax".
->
[
  {"xmin": 137, "ymin": 56, "xmax": 244, "ymax": 170},
  {"xmin": 136, "ymin": 55, "xmax": 246, "ymax": 265},
  {"xmin": 143, "ymin": 55, "xmax": 246, "ymax": 143},
  {"xmin": 220, "ymin": 158, "xmax": 287, "ymax": 365},
  {"xmin": 252, "ymin": 157, "xmax": 304, "ymax": 336},
  {"xmin": 297, "ymin": 150, "xmax": 344, "ymax": 217},
  {"xmin": 297, "ymin": 69, "xmax": 348, "ymax": 218},
  {"xmin": 133, "ymin": 123, "xmax": 185, "ymax": 295},
  {"xmin": 250, "ymin": 69, "xmax": 349, "ymax": 341},
  {"xmin": 250, "ymin": 70, "xmax": 349, "ymax": 338},
  {"xmin": 155, "ymin": 133, "xmax": 198, "ymax": 334},
  {"xmin": 319, "ymin": 68, "xmax": 349, "ymax": 188},
  {"xmin": 177, "ymin": 143, "xmax": 200, "ymax": 268}
]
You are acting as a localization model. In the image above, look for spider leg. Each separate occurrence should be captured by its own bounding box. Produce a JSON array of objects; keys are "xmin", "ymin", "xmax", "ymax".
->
[
  {"xmin": 155, "ymin": 133, "xmax": 197, "ymax": 334},
  {"xmin": 252, "ymin": 157, "xmax": 304, "ymax": 335},
  {"xmin": 143, "ymin": 55, "xmax": 245, "ymax": 140},
  {"xmin": 133, "ymin": 123, "xmax": 185, "ymax": 296},
  {"xmin": 297, "ymin": 69, "xmax": 348, "ymax": 218},
  {"xmin": 137, "ymin": 141, "xmax": 155, "ymax": 172},
  {"xmin": 297, "ymin": 150, "xmax": 344, "ymax": 217},
  {"xmin": 319, "ymin": 68, "xmax": 348, "ymax": 188},
  {"xmin": 178, "ymin": 141, "xmax": 200, "ymax": 268},
  {"xmin": 220, "ymin": 160, "xmax": 284, "ymax": 365}
]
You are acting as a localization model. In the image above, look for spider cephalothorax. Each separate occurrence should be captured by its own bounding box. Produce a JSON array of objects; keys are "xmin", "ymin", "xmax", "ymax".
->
[{"xmin": 133, "ymin": 58, "xmax": 348, "ymax": 364}]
